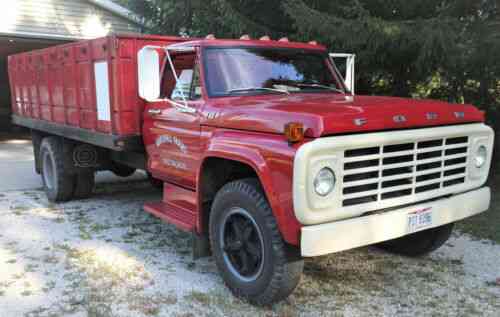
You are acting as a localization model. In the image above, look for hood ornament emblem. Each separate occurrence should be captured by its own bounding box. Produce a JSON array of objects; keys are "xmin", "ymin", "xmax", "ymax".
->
[
  {"xmin": 354, "ymin": 118, "xmax": 367, "ymax": 126},
  {"xmin": 426, "ymin": 112, "xmax": 438, "ymax": 120},
  {"xmin": 393, "ymin": 115, "xmax": 407, "ymax": 123}
]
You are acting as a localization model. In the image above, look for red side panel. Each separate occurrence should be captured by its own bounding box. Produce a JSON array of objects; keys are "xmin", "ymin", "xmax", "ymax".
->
[
  {"xmin": 20, "ymin": 56, "xmax": 30, "ymax": 117},
  {"xmin": 8, "ymin": 34, "xmax": 188, "ymax": 138},
  {"xmin": 76, "ymin": 41, "xmax": 97, "ymax": 130},
  {"xmin": 49, "ymin": 48, "xmax": 65, "ymax": 124},
  {"xmin": 62, "ymin": 45, "xmax": 79, "ymax": 126},
  {"xmin": 27, "ymin": 54, "xmax": 40, "ymax": 119},
  {"xmin": 111, "ymin": 38, "xmax": 138, "ymax": 135},
  {"xmin": 93, "ymin": 37, "xmax": 112, "ymax": 133},
  {"xmin": 38, "ymin": 53, "xmax": 51, "ymax": 121}
]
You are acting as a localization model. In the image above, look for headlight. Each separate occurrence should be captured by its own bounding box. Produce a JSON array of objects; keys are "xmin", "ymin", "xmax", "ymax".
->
[
  {"xmin": 314, "ymin": 167, "xmax": 336, "ymax": 196},
  {"xmin": 474, "ymin": 145, "xmax": 487, "ymax": 168}
]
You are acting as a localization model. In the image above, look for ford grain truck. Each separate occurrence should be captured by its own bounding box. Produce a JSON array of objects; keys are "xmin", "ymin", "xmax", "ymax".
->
[{"xmin": 8, "ymin": 34, "xmax": 494, "ymax": 305}]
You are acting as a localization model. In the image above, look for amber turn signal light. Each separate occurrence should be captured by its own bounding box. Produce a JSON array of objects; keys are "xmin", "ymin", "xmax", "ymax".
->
[{"xmin": 284, "ymin": 122, "xmax": 304, "ymax": 143}]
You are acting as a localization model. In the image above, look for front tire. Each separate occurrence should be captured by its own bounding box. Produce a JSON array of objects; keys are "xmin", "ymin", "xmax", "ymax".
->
[
  {"xmin": 209, "ymin": 178, "xmax": 303, "ymax": 305},
  {"xmin": 40, "ymin": 137, "xmax": 75, "ymax": 202},
  {"xmin": 377, "ymin": 223, "xmax": 454, "ymax": 257}
]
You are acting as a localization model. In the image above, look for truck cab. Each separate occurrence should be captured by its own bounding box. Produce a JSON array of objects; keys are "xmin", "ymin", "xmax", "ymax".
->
[{"xmin": 135, "ymin": 36, "xmax": 493, "ymax": 305}]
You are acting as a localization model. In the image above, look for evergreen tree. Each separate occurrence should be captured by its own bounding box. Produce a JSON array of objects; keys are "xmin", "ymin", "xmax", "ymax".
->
[{"xmin": 119, "ymin": 0, "xmax": 499, "ymax": 164}]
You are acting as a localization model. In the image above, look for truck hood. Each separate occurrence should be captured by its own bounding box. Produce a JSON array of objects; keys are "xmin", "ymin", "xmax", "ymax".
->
[{"xmin": 202, "ymin": 94, "xmax": 484, "ymax": 138}]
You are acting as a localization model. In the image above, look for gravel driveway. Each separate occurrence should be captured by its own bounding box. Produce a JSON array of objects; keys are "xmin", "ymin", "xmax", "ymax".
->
[{"xmin": 0, "ymin": 181, "xmax": 499, "ymax": 316}]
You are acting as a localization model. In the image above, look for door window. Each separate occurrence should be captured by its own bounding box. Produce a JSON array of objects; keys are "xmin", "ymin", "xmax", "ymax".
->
[
  {"xmin": 171, "ymin": 69, "xmax": 193, "ymax": 101},
  {"xmin": 163, "ymin": 52, "xmax": 202, "ymax": 101}
]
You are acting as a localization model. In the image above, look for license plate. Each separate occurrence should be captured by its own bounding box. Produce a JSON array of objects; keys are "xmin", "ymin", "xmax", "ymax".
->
[{"xmin": 407, "ymin": 207, "xmax": 433, "ymax": 233}]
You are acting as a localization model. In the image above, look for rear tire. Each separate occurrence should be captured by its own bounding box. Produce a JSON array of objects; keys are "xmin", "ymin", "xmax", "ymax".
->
[
  {"xmin": 377, "ymin": 223, "xmax": 454, "ymax": 257},
  {"xmin": 209, "ymin": 178, "xmax": 303, "ymax": 305},
  {"xmin": 40, "ymin": 137, "xmax": 75, "ymax": 202},
  {"xmin": 73, "ymin": 172, "xmax": 95, "ymax": 199},
  {"xmin": 110, "ymin": 162, "xmax": 136, "ymax": 177}
]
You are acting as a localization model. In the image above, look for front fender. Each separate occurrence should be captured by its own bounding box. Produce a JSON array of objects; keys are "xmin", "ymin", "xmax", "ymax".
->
[{"xmin": 199, "ymin": 127, "xmax": 302, "ymax": 245}]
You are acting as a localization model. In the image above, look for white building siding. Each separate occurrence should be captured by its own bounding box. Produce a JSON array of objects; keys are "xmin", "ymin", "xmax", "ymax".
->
[{"xmin": 0, "ymin": 0, "xmax": 141, "ymax": 40}]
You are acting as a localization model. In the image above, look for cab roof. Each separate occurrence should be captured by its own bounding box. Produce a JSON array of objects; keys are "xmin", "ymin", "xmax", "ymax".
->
[{"xmin": 167, "ymin": 38, "xmax": 327, "ymax": 51}]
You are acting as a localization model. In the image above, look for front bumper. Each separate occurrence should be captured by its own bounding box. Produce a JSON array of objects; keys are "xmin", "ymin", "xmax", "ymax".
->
[{"xmin": 300, "ymin": 187, "xmax": 490, "ymax": 257}]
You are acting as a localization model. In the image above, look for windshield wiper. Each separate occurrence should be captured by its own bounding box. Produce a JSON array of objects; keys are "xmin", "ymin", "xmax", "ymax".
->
[
  {"xmin": 295, "ymin": 83, "xmax": 345, "ymax": 94},
  {"xmin": 227, "ymin": 87, "xmax": 290, "ymax": 95}
]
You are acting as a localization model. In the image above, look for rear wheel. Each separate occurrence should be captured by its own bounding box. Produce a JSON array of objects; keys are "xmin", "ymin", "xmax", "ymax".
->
[
  {"xmin": 40, "ymin": 137, "xmax": 75, "ymax": 202},
  {"xmin": 73, "ymin": 172, "xmax": 95, "ymax": 199},
  {"xmin": 377, "ymin": 223, "xmax": 454, "ymax": 257},
  {"xmin": 209, "ymin": 178, "xmax": 303, "ymax": 305}
]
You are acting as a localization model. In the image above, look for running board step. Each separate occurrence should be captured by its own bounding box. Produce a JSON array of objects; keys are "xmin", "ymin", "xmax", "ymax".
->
[{"xmin": 144, "ymin": 201, "xmax": 196, "ymax": 232}]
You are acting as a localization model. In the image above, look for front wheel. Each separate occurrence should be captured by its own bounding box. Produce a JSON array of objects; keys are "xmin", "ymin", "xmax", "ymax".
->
[
  {"xmin": 377, "ymin": 223, "xmax": 454, "ymax": 257},
  {"xmin": 209, "ymin": 178, "xmax": 303, "ymax": 305}
]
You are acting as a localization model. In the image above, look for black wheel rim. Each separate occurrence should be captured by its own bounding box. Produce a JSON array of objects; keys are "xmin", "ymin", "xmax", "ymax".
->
[{"xmin": 220, "ymin": 207, "xmax": 265, "ymax": 282}]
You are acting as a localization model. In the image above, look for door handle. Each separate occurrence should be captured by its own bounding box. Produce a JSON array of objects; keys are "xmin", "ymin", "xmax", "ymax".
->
[{"xmin": 148, "ymin": 109, "xmax": 162, "ymax": 115}]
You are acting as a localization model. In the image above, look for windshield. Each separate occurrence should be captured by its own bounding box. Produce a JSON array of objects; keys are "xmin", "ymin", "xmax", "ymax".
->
[{"xmin": 203, "ymin": 47, "xmax": 345, "ymax": 97}]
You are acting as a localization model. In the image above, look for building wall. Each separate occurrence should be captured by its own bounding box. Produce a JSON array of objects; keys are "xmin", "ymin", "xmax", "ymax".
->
[{"xmin": 0, "ymin": 0, "xmax": 141, "ymax": 40}]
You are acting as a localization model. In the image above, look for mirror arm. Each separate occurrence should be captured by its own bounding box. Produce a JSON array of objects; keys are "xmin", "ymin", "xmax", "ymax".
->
[
  {"xmin": 329, "ymin": 53, "xmax": 355, "ymax": 95},
  {"xmin": 143, "ymin": 97, "xmax": 196, "ymax": 113},
  {"xmin": 168, "ymin": 99, "xmax": 197, "ymax": 113},
  {"xmin": 328, "ymin": 55, "xmax": 348, "ymax": 94},
  {"xmin": 164, "ymin": 49, "xmax": 196, "ymax": 113}
]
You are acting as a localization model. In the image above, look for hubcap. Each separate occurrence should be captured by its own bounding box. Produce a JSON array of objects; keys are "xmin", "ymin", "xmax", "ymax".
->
[
  {"xmin": 220, "ymin": 207, "xmax": 265, "ymax": 282},
  {"xmin": 42, "ymin": 151, "xmax": 55, "ymax": 190}
]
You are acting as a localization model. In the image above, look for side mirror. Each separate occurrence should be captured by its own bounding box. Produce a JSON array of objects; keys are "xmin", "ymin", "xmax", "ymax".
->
[
  {"xmin": 138, "ymin": 47, "xmax": 161, "ymax": 101},
  {"xmin": 330, "ymin": 53, "xmax": 355, "ymax": 94}
]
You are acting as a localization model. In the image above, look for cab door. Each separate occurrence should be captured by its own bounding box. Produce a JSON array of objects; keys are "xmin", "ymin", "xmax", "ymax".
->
[{"xmin": 143, "ymin": 51, "xmax": 203, "ymax": 189}]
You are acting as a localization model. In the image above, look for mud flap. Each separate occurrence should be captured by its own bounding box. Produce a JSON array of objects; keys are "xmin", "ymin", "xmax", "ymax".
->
[{"xmin": 192, "ymin": 233, "xmax": 211, "ymax": 260}]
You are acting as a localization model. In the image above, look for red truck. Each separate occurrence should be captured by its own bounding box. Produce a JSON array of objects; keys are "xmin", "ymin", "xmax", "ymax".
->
[{"xmin": 8, "ymin": 34, "xmax": 494, "ymax": 305}]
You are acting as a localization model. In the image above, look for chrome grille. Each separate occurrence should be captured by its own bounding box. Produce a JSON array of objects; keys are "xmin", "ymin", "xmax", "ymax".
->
[{"xmin": 342, "ymin": 136, "xmax": 469, "ymax": 207}]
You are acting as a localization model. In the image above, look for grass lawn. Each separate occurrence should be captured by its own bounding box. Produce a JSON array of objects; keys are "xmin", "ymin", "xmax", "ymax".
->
[{"xmin": 456, "ymin": 171, "xmax": 500, "ymax": 243}]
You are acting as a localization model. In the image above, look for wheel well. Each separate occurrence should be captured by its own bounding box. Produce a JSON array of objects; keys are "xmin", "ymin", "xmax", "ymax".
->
[{"xmin": 199, "ymin": 157, "xmax": 259, "ymax": 234}]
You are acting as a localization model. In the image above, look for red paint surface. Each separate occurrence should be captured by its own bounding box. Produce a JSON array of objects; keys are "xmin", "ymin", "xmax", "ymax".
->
[
  {"xmin": 8, "ymin": 34, "xmax": 188, "ymax": 135},
  {"xmin": 10, "ymin": 35, "xmax": 486, "ymax": 247},
  {"xmin": 201, "ymin": 94, "xmax": 483, "ymax": 138}
]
